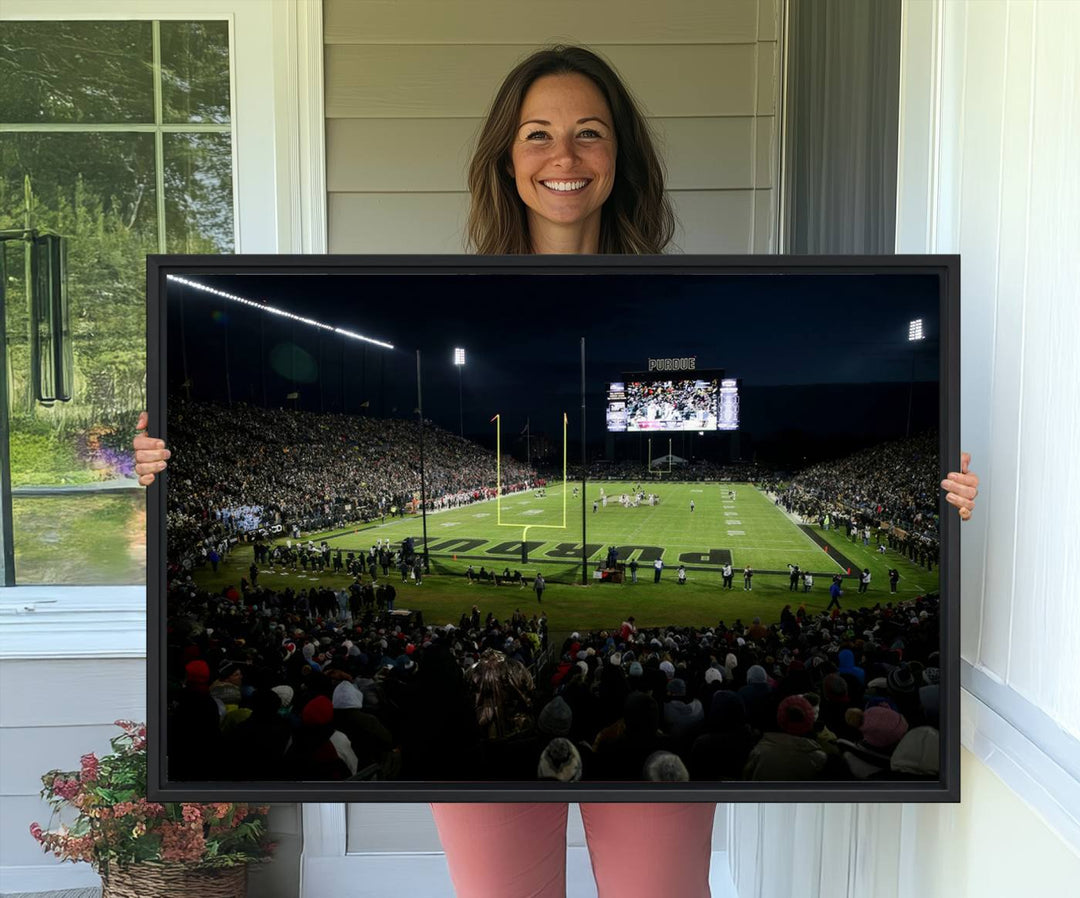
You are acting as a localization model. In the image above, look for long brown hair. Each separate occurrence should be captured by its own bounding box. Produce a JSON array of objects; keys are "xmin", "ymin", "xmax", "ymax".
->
[{"xmin": 466, "ymin": 45, "xmax": 675, "ymax": 255}]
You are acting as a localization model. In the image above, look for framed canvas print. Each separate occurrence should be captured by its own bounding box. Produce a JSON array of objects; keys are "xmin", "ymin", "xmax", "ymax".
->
[{"xmin": 147, "ymin": 254, "xmax": 960, "ymax": 802}]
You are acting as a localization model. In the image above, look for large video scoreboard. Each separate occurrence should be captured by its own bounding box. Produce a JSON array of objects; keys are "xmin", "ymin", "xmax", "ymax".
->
[{"xmin": 606, "ymin": 364, "xmax": 740, "ymax": 433}]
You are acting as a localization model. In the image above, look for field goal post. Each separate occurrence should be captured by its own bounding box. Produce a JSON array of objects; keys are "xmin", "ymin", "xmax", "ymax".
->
[
  {"xmin": 493, "ymin": 412, "xmax": 569, "ymax": 564},
  {"xmin": 647, "ymin": 436, "xmax": 674, "ymax": 477}
]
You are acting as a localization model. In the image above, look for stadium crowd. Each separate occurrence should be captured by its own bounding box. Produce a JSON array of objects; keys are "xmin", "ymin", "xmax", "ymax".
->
[
  {"xmin": 167, "ymin": 574, "xmax": 942, "ymax": 784},
  {"xmin": 564, "ymin": 460, "xmax": 773, "ymax": 483},
  {"xmin": 166, "ymin": 400, "xmax": 534, "ymax": 570},
  {"xmin": 772, "ymin": 433, "xmax": 941, "ymax": 560}
]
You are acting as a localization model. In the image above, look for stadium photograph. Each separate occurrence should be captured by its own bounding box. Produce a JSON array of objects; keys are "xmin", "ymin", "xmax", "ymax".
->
[{"xmin": 160, "ymin": 266, "xmax": 945, "ymax": 787}]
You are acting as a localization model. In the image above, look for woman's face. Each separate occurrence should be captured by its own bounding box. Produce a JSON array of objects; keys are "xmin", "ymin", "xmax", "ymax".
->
[{"xmin": 509, "ymin": 73, "xmax": 617, "ymax": 242}]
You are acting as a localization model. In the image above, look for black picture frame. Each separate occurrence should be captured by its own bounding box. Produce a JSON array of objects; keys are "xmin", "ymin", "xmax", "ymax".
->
[{"xmin": 146, "ymin": 253, "xmax": 960, "ymax": 803}]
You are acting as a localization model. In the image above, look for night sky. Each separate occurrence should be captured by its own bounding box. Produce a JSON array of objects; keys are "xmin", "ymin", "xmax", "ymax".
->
[{"xmin": 164, "ymin": 269, "xmax": 941, "ymax": 465}]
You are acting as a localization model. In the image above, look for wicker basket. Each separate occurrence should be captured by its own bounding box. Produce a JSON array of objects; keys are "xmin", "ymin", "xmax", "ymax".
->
[{"xmin": 100, "ymin": 863, "xmax": 247, "ymax": 898}]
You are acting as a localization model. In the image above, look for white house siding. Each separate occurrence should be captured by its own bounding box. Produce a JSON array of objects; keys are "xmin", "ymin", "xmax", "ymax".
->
[{"xmin": 324, "ymin": 0, "xmax": 781, "ymax": 254}]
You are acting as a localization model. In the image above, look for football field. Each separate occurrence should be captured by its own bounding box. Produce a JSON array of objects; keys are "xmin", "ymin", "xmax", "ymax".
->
[{"xmin": 197, "ymin": 482, "xmax": 939, "ymax": 631}]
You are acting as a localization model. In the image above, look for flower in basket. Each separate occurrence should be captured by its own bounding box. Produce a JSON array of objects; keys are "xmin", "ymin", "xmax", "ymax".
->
[{"xmin": 30, "ymin": 720, "xmax": 275, "ymax": 877}]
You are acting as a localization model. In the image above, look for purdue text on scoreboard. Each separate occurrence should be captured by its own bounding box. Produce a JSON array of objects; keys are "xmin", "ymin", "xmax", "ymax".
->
[{"xmin": 647, "ymin": 357, "xmax": 697, "ymax": 371}]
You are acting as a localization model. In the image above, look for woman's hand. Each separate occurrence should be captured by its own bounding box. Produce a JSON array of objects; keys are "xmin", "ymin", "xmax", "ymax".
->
[
  {"xmin": 133, "ymin": 411, "xmax": 170, "ymax": 486},
  {"xmin": 941, "ymin": 451, "xmax": 979, "ymax": 520}
]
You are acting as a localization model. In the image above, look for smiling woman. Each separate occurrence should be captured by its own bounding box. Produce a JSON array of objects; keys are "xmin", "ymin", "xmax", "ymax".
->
[
  {"xmin": 466, "ymin": 45, "xmax": 674, "ymax": 255},
  {"xmin": 509, "ymin": 73, "xmax": 617, "ymax": 252}
]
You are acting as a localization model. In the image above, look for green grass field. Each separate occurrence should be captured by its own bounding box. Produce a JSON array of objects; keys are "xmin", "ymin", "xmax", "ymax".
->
[
  {"xmin": 190, "ymin": 482, "xmax": 937, "ymax": 632},
  {"xmin": 13, "ymin": 493, "xmax": 146, "ymax": 585}
]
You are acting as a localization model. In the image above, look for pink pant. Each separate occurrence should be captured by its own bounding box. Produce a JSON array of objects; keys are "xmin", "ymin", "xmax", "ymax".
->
[{"xmin": 431, "ymin": 802, "xmax": 716, "ymax": 898}]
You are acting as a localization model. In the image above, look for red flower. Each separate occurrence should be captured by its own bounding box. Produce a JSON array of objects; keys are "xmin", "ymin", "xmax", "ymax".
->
[
  {"xmin": 80, "ymin": 753, "xmax": 100, "ymax": 782},
  {"xmin": 52, "ymin": 778, "xmax": 80, "ymax": 801},
  {"xmin": 29, "ymin": 822, "xmax": 43, "ymax": 842},
  {"xmin": 160, "ymin": 821, "xmax": 206, "ymax": 864}
]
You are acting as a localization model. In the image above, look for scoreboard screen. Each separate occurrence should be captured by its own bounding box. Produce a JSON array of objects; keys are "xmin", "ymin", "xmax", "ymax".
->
[{"xmin": 606, "ymin": 375, "xmax": 740, "ymax": 432}]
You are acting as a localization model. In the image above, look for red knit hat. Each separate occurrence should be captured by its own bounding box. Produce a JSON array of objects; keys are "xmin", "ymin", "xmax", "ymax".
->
[
  {"xmin": 184, "ymin": 660, "xmax": 210, "ymax": 685},
  {"xmin": 777, "ymin": 694, "xmax": 816, "ymax": 736},
  {"xmin": 301, "ymin": 695, "xmax": 334, "ymax": 727},
  {"xmin": 860, "ymin": 706, "xmax": 909, "ymax": 748}
]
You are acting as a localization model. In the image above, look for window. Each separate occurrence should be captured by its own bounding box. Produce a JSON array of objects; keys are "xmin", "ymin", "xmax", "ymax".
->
[{"xmin": 1, "ymin": 19, "xmax": 234, "ymax": 584}]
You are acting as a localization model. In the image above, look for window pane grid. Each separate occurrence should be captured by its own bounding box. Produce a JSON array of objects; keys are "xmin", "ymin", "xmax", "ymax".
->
[{"xmin": 1, "ymin": 18, "xmax": 234, "ymax": 584}]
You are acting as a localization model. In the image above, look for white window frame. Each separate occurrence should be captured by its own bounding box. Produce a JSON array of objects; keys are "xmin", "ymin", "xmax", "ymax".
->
[{"xmin": 0, "ymin": 0, "xmax": 326, "ymax": 660}]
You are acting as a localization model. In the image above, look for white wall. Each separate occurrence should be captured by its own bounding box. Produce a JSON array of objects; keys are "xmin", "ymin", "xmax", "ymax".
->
[{"xmin": 729, "ymin": 1, "xmax": 1080, "ymax": 894}]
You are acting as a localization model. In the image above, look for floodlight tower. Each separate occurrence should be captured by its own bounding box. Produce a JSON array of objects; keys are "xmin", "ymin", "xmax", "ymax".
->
[
  {"xmin": 453, "ymin": 347, "xmax": 465, "ymax": 436},
  {"xmin": 906, "ymin": 318, "xmax": 924, "ymax": 437}
]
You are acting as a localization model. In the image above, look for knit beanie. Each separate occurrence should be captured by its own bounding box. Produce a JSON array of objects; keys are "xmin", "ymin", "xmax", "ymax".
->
[
  {"xmin": 301, "ymin": 695, "xmax": 334, "ymax": 727},
  {"xmin": 889, "ymin": 726, "xmax": 940, "ymax": 775},
  {"xmin": 777, "ymin": 694, "xmax": 816, "ymax": 736},
  {"xmin": 538, "ymin": 696, "xmax": 573, "ymax": 737},
  {"xmin": 537, "ymin": 737, "xmax": 583, "ymax": 782},
  {"xmin": 860, "ymin": 706, "xmax": 909, "ymax": 749},
  {"xmin": 185, "ymin": 659, "xmax": 210, "ymax": 686},
  {"xmin": 643, "ymin": 750, "xmax": 690, "ymax": 782},
  {"xmin": 271, "ymin": 685, "xmax": 294, "ymax": 709}
]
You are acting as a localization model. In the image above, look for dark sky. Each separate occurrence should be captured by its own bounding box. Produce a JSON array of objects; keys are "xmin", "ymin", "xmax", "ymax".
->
[{"xmin": 164, "ymin": 269, "xmax": 941, "ymax": 459}]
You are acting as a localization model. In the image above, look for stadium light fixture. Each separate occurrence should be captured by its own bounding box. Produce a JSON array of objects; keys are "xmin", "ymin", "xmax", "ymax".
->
[
  {"xmin": 906, "ymin": 319, "xmax": 925, "ymax": 437},
  {"xmin": 454, "ymin": 348, "xmax": 466, "ymax": 435},
  {"xmin": 166, "ymin": 275, "xmax": 394, "ymax": 349}
]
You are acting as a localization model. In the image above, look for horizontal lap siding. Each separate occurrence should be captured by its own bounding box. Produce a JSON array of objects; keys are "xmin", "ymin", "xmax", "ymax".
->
[
  {"xmin": 324, "ymin": 0, "xmax": 780, "ymax": 255},
  {"xmin": 325, "ymin": 45, "xmax": 761, "ymax": 118},
  {"xmin": 327, "ymin": 117, "xmax": 767, "ymax": 192},
  {"xmin": 0, "ymin": 659, "xmax": 147, "ymax": 868},
  {"xmin": 324, "ymin": 1, "xmax": 762, "ymax": 46}
]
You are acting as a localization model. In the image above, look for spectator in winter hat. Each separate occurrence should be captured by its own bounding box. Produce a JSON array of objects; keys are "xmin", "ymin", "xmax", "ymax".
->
[
  {"xmin": 886, "ymin": 665, "xmax": 923, "ymax": 723},
  {"xmin": 643, "ymin": 750, "xmax": 689, "ymax": 782},
  {"xmin": 331, "ymin": 680, "xmax": 395, "ymax": 776},
  {"xmin": 738, "ymin": 665, "xmax": 777, "ymax": 733},
  {"xmin": 537, "ymin": 737, "xmax": 583, "ymax": 782},
  {"xmin": 284, "ymin": 695, "xmax": 353, "ymax": 781},
  {"xmin": 662, "ymin": 679, "xmax": 705, "ymax": 748},
  {"xmin": 743, "ymin": 700, "xmax": 828, "ymax": 782},
  {"xmin": 538, "ymin": 696, "xmax": 573, "ymax": 738},
  {"xmin": 889, "ymin": 726, "xmax": 940, "ymax": 776},
  {"xmin": 170, "ymin": 659, "xmax": 222, "ymax": 781},
  {"xmin": 859, "ymin": 706, "xmax": 909, "ymax": 750},
  {"xmin": 837, "ymin": 648, "xmax": 865, "ymax": 685},
  {"xmin": 776, "ymin": 695, "xmax": 816, "ymax": 737}
]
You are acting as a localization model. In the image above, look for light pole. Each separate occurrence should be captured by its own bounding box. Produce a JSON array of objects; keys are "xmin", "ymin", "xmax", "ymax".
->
[
  {"xmin": 906, "ymin": 318, "xmax": 924, "ymax": 437},
  {"xmin": 454, "ymin": 347, "xmax": 465, "ymax": 437}
]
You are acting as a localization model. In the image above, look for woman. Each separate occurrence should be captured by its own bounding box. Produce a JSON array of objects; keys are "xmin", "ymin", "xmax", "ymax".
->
[{"xmin": 135, "ymin": 45, "xmax": 979, "ymax": 898}]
